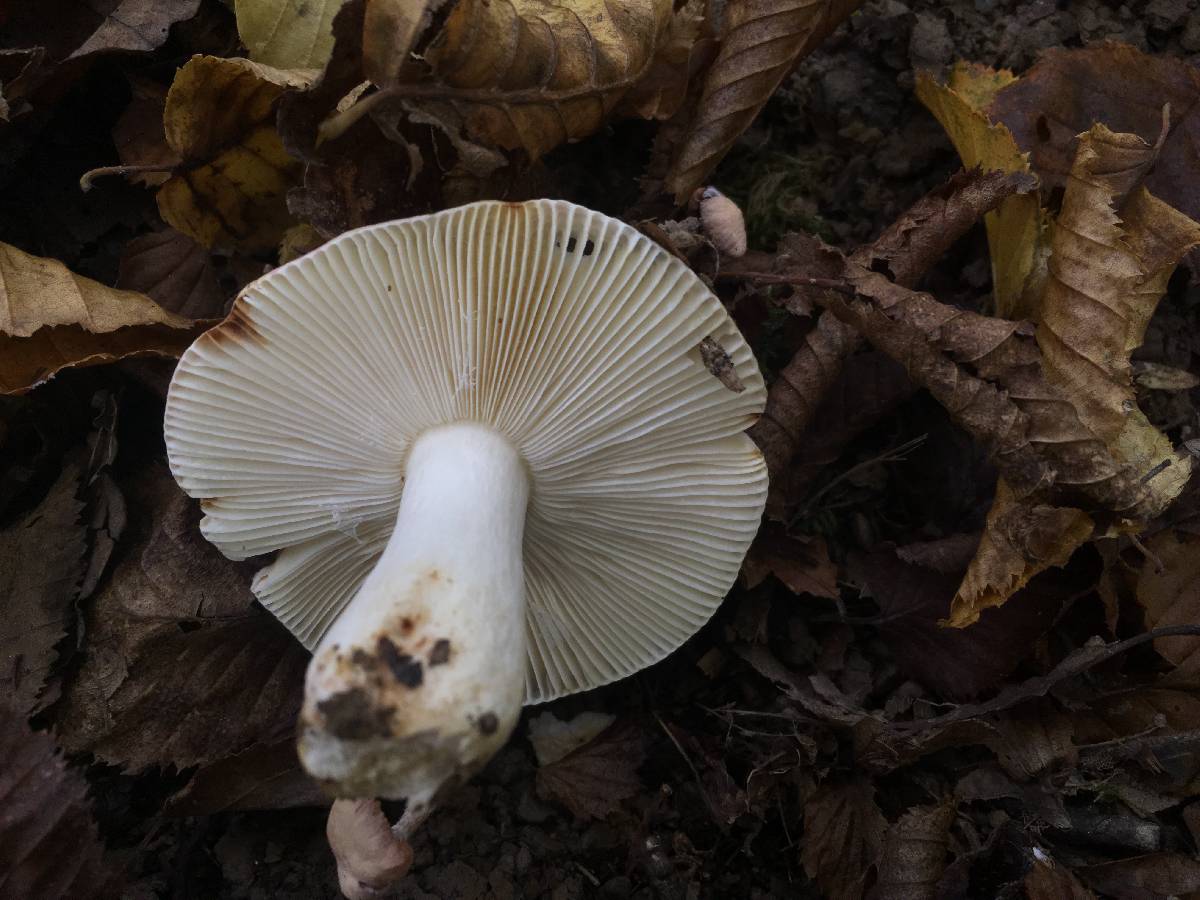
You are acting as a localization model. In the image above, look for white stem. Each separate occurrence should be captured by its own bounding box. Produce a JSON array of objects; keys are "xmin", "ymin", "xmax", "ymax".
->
[{"xmin": 299, "ymin": 423, "xmax": 529, "ymax": 805}]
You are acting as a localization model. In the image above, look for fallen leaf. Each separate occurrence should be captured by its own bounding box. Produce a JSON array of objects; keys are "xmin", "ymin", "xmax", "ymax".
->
[
  {"xmin": 166, "ymin": 739, "xmax": 325, "ymax": 815},
  {"xmin": 616, "ymin": 0, "xmax": 705, "ymax": 122},
  {"xmin": 801, "ymin": 780, "xmax": 885, "ymax": 900},
  {"xmin": 417, "ymin": 0, "xmax": 674, "ymax": 161},
  {"xmin": 527, "ymin": 710, "xmax": 616, "ymax": 766},
  {"xmin": 1024, "ymin": 857, "xmax": 1097, "ymax": 900},
  {"xmin": 0, "ymin": 458, "xmax": 86, "ymax": 714},
  {"xmin": 361, "ymin": 0, "xmax": 434, "ymax": 88},
  {"xmin": 1136, "ymin": 532, "xmax": 1200, "ymax": 673},
  {"xmin": 535, "ymin": 719, "xmax": 645, "ymax": 820},
  {"xmin": 117, "ymin": 229, "xmax": 228, "ymax": 320},
  {"xmin": 69, "ymin": 0, "xmax": 201, "ymax": 59},
  {"xmin": 665, "ymin": 0, "xmax": 863, "ymax": 201},
  {"xmin": 1132, "ymin": 361, "xmax": 1200, "ymax": 392},
  {"xmin": 1077, "ymin": 853, "xmax": 1200, "ymax": 899},
  {"xmin": 54, "ymin": 466, "xmax": 307, "ymax": 771},
  {"xmin": 0, "ymin": 240, "xmax": 207, "ymax": 394},
  {"xmin": 854, "ymin": 537, "xmax": 1063, "ymax": 698},
  {"xmin": 990, "ymin": 42, "xmax": 1200, "ymax": 224},
  {"xmin": 111, "ymin": 77, "xmax": 180, "ymax": 188},
  {"xmin": 158, "ymin": 55, "xmax": 316, "ymax": 253},
  {"xmin": 915, "ymin": 64, "xmax": 1046, "ymax": 318},
  {"xmin": 744, "ymin": 526, "xmax": 839, "ymax": 599},
  {"xmin": 0, "ymin": 708, "xmax": 113, "ymax": 899},
  {"xmin": 872, "ymin": 803, "xmax": 955, "ymax": 900},
  {"xmin": 1037, "ymin": 124, "xmax": 1199, "ymax": 512},
  {"xmin": 988, "ymin": 699, "xmax": 1076, "ymax": 781},
  {"xmin": 236, "ymin": 0, "xmax": 344, "ymax": 69}
]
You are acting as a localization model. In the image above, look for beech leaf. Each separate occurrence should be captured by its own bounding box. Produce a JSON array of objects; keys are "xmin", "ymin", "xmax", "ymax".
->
[
  {"xmin": 535, "ymin": 720, "xmax": 645, "ymax": 820},
  {"xmin": 116, "ymin": 229, "xmax": 228, "ymax": 320},
  {"xmin": 236, "ymin": 0, "xmax": 344, "ymax": 69},
  {"xmin": 0, "ymin": 459, "xmax": 86, "ymax": 714},
  {"xmin": 158, "ymin": 55, "xmax": 316, "ymax": 253},
  {"xmin": 874, "ymin": 803, "xmax": 955, "ymax": 900},
  {"xmin": 1135, "ymin": 531, "xmax": 1200, "ymax": 675},
  {"xmin": 0, "ymin": 709, "xmax": 113, "ymax": 899},
  {"xmin": 419, "ymin": 0, "xmax": 674, "ymax": 161},
  {"xmin": 665, "ymin": 0, "xmax": 863, "ymax": 202},
  {"xmin": 801, "ymin": 780, "xmax": 885, "ymax": 900},
  {"xmin": 0, "ymin": 241, "xmax": 206, "ymax": 395}
]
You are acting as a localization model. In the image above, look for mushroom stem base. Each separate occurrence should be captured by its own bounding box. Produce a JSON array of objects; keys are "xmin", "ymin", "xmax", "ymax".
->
[{"xmin": 299, "ymin": 423, "xmax": 530, "ymax": 804}]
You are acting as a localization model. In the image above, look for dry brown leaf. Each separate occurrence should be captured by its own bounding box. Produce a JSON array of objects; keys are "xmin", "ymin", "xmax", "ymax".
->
[
  {"xmin": 535, "ymin": 720, "xmax": 645, "ymax": 820},
  {"xmin": 873, "ymin": 803, "xmax": 955, "ymax": 900},
  {"xmin": 915, "ymin": 64, "xmax": 1046, "ymax": 318},
  {"xmin": 0, "ymin": 240, "xmax": 207, "ymax": 395},
  {"xmin": 165, "ymin": 739, "xmax": 324, "ymax": 815},
  {"xmin": 616, "ymin": 0, "xmax": 706, "ymax": 122},
  {"xmin": 744, "ymin": 526, "xmax": 839, "ymax": 599},
  {"xmin": 418, "ymin": 0, "xmax": 673, "ymax": 161},
  {"xmin": 111, "ymin": 77, "xmax": 180, "ymax": 187},
  {"xmin": 0, "ymin": 709, "xmax": 113, "ymax": 899},
  {"xmin": 1037, "ymin": 124, "xmax": 1199, "ymax": 513},
  {"xmin": 801, "ymin": 780, "xmax": 885, "ymax": 900},
  {"xmin": 665, "ymin": 0, "xmax": 863, "ymax": 202},
  {"xmin": 854, "ymin": 537, "xmax": 1063, "ymax": 698},
  {"xmin": 1135, "ymin": 531, "xmax": 1200, "ymax": 674},
  {"xmin": 116, "ymin": 229, "xmax": 227, "ymax": 320},
  {"xmin": 990, "ymin": 42, "xmax": 1200, "ymax": 224},
  {"xmin": 362, "ymin": 0, "xmax": 435, "ymax": 88},
  {"xmin": 1077, "ymin": 853, "xmax": 1200, "ymax": 898},
  {"xmin": 70, "ymin": 0, "xmax": 201, "ymax": 58},
  {"xmin": 1024, "ymin": 858, "xmax": 1097, "ymax": 900},
  {"xmin": 158, "ymin": 55, "xmax": 316, "ymax": 253},
  {"xmin": 0, "ymin": 459, "xmax": 86, "ymax": 715},
  {"xmin": 55, "ymin": 466, "xmax": 307, "ymax": 771}
]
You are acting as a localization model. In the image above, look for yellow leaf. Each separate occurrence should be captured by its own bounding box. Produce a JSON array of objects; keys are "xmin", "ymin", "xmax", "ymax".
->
[
  {"xmin": 0, "ymin": 241, "xmax": 206, "ymax": 394},
  {"xmin": 915, "ymin": 64, "xmax": 1046, "ymax": 319},
  {"xmin": 158, "ymin": 55, "xmax": 315, "ymax": 254},
  {"xmin": 235, "ymin": 0, "xmax": 343, "ymax": 69},
  {"xmin": 948, "ymin": 479, "xmax": 1093, "ymax": 627},
  {"xmin": 1038, "ymin": 124, "xmax": 1200, "ymax": 516},
  {"xmin": 421, "ymin": 0, "xmax": 674, "ymax": 160}
]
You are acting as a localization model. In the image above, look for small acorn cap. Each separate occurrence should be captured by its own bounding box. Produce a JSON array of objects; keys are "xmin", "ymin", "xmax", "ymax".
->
[{"xmin": 165, "ymin": 199, "xmax": 767, "ymax": 703}]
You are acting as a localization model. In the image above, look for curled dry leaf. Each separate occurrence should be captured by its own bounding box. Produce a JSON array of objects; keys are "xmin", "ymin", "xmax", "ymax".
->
[
  {"xmin": 0, "ymin": 708, "xmax": 113, "ymax": 899},
  {"xmin": 915, "ymin": 64, "xmax": 1046, "ymax": 318},
  {"xmin": 0, "ymin": 458, "xmax": 86, "ymax": 714},
  {"xmin": 535, "ymin": 719, "xmax": 645, "ymax": 820},
  {"xmin": 0, "ymin": 240, "xmax": 207, "ymax": 394},
  {"xmin": 236, "ymin": 0, "xmax": 345, "ymax": 69},
  {"xmin": 801, "ymin": 780, "xmax": 885, "ymax": 900},
  {"xmin": 418, "ymin": 0, "xmax": 674, "ymax": 161},
  {"xmin": 158, "ymin": 55, "xmax": 316, "ymax": 254},
  {"xmin": 54, "ymin": 466, "xmax": 307, "ymax": 771},
  {"xmin": 665, "ymin": 0, "xmax": 863, "ymax": 202},
  {"xmin": 117, "ymin": 229, "xmax": 228, "ymax": 320},
  {"xmin": 873, "ymin": 803, "xmax": 955, "ymax": 900},
  {"xmin": 989, "ymin": 42, "xmax": 1200, "ymax": 224}
]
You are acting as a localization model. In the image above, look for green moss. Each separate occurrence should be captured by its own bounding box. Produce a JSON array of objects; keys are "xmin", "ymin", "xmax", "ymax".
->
[{"xmin": 716, "ymin": 148, "xmax": 837, "ymax": 250}]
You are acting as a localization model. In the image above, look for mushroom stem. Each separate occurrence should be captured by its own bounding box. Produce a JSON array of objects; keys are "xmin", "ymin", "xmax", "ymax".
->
[{"xmin": 300, "ymin": 422, "xmax": 530, "ymax": 805}]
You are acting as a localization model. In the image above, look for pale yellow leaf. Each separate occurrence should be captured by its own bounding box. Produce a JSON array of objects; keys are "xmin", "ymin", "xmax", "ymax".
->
[{"xmin": 236, "ymin": 0, "xmax": 343, "ymax": 69}]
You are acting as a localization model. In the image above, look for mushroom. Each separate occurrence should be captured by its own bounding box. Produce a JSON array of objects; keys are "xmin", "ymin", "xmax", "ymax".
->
[{"xmin": 164, "ymin": 200, "xmax": 767, "ymax": 833}]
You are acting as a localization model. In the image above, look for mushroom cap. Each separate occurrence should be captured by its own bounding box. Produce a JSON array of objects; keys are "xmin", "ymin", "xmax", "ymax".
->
[{"xmin": 165, "ymin": 199, "xmax": 767, "ymax": 703}]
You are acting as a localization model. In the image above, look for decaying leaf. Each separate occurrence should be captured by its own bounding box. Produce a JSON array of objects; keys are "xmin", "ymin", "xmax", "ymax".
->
[
  {"xmin": 801, "ymin": 780, "xmax": 885, "ymax": 900},
  {"xmin": 615, "ymin": 0, "xmax": 705, "ymax": 122},
  {"xmin": 744, "ymin": 526, "xmax": 839, "ymax": 599},
  {"xmin": 0, "ymin": 709, "xmax": 113, "ymax": 899},
  {"xmin": 418, "ymin": 0, "xmax": 674, "ymax": 161},
  {"xmin": 361, "ymin": 0, "xmax": 435, "ymax": 88},
  {"xmin": 158, "ymin": 55, "xmax": 316, "ymax": 253},
  {"xmin": 990, "ymin": 42, "xmax": 1200, "ymax": 224},
  {"xmin": 236, "ymin": 0, "xmax": 344, "ymax": 69},
  {"xmin": 68, "ymin": 0, "xmax": 201, "ymax": 59},
  {"xmin": 117, "ymin": 229, "xmax": 228, "ymax": 320},
  {"xmin": 0, "ymin": 459, "xmax": 86, "ymax": 714},
  {"xmin": 1024, "ymin": 857, "xmax": 1096, "ymax": 900},
  {"xmin": 873, "ymin": 803, "xmax": 955, "ymax": 900},
  {"xmin": 111, "ymin": 77, "xmax": 180, "ymax": 188},
  {"xmin": 665, "ymin": 0, "xmax": 863, "ymax": 201},
  {"xmin": 55, "ymin": 467, "xmax": 307, "ymax": 771},
  {"xmin": 535, "ymin": 720, "xmax": 645, "ymax": 820},
  {"xmin": 165, "ymin": 739, "xmax": 324, "ymax": 815},
  {"xmin": 915, "ymin": 64, "xmax": 1046, "ymax": 318},
  {"xmin": 0, "ymin": 240, "xmax": 208, "ymax": 394},
  {"xmin": 1135, "ymin": 531, "xmax": 1200, "ymax": 674}
]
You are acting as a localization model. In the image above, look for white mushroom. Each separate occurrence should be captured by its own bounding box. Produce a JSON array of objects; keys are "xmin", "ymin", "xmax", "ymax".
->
[{"xmin": 164, "ymin": 200, "xmax": 767, "ymax": 827}]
